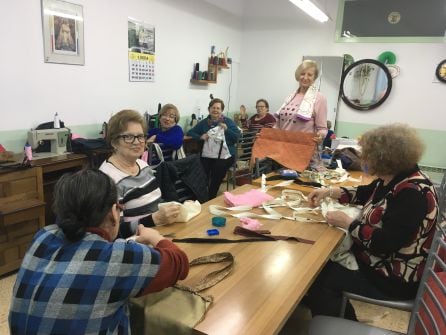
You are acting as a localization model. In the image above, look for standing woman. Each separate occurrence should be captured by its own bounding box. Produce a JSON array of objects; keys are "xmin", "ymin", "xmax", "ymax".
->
[
  {"xmin": 187, "ymin": 98, "xmax": 241, "ymax": 199},
  {"xmin": 275, "ymin": 60, "xmax": 328, "ymax": 142},
  {"xmin": 249, "ymin": 98, "xmax": 276, "ymax": 131}
]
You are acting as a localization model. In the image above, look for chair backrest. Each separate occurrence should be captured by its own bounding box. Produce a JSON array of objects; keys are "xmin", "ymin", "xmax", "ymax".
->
[
  {"xmin": 174, "ymin": 176, "xmax": 195, "ymax": 203},
  {"xmin": 254, "ymin": 157, "xmax": 273, "ymax": 179},
  {"xmin": 436, "ymin": 173, "xmax": 446, "ymax": 222},
  {"xmin": 237, "ymin": 130, "xmax": 258, "ymax": 162},
  {"xmin": 408, "ymin": 223, "xmax": 446, "ymax": 335}
]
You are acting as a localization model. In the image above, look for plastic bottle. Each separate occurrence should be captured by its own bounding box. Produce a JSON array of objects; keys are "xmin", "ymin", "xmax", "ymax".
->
[{"xmin": 54, "ymin": 113, "xmax": 60, "ymax": 129}]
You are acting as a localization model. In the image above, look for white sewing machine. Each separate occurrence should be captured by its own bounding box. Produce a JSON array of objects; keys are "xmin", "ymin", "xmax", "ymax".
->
[{"xmin": 27, "ymin": 128, "xmax": 69, "ymax": 159}]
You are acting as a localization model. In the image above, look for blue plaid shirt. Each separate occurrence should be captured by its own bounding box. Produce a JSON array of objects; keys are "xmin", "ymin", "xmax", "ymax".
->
[{"xmin": 9, "ymin": 225, "xmax": 161, "ymax": 334}]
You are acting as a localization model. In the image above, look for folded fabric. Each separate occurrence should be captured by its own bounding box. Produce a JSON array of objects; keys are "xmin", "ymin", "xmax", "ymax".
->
[
  {"xmin": 239, "ymin": 217, "xmax": 262, "ymax": 231},
  {"xmin": 158, "ymin": 200, "xmax": 201, "ymax": 223},
  {"xmin": 224, "ymin": 189, "xmax": 274, "ymax": 207}
]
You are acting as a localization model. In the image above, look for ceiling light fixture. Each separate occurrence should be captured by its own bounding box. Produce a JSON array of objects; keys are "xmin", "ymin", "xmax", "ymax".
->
[{"xmin": 289, "ymin": 0, "xmax": 329, "ymax": 23}]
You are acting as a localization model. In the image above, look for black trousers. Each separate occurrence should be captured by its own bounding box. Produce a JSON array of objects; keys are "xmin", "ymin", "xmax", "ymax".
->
[
  {"xmin": 201, "ymin": 156, "xmax": 234, "ymax": 199},
  {"xmin": 303, "ymin": 260, "xmax": 412, "ymax": 320}
]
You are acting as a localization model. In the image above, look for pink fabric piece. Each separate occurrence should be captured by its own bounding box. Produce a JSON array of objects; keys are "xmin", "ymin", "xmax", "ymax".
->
[
  {"xmin": 70, "ymin": 133, "xmax": 82, "ymax": 140},
  {"xmin": 239, "ymin": 217, "xmax": 263, "ymax": 231},
  {"xmin": 224, "ymin": 189, "xmax": 273, "ymax": 207}
]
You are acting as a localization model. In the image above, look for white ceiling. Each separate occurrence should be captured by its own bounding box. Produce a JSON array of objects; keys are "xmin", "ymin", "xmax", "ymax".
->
[{"xmin": 201, "ymin": 0, "xmax": 331, "ymax": 20}]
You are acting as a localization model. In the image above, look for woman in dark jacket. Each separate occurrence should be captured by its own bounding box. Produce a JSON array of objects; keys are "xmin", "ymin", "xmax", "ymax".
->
[{"xmin": 187, "ymin": 98, "xmax": 241, "ymax": 199}]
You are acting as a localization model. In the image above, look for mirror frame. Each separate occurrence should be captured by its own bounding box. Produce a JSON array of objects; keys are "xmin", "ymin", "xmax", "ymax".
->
[
  {"xmin": 435, "ymin": 59, "xmax": 446, "ymax": 83},
  {"xmin": 341, "ymin": 59, "xmax": 393, "ymax": 111}
]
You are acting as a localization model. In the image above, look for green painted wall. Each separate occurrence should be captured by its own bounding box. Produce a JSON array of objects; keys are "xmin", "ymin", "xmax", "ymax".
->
[
  {"xmin": 2, "ymin": 120, "xmax": 444, "ymax": 169},
  {"xmin": 335, "ymin": 121, "xmax": 446, "ymax": 169}
]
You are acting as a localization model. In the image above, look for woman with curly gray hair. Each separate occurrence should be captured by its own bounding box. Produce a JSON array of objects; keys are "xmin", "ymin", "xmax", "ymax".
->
[{"xmin": 305, "ymin": 123, "xmax": 438, "ymax": 321}]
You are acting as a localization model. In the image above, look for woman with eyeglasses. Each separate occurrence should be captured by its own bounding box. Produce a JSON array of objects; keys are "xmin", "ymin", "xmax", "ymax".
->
[
  {"xmin": 147, "ymin": 103, "xmax": 184, "ymax": 162},
  {"xmin": 99, "ymin": 109, "xmax": 181, "ymax": 237},
  {"xmin": 248, "ymin": 98, "xmax": 276, "ymax": 131},
  {"xmin": 9, "ymin": 169, "xmax": 189, "ymax": 334}
]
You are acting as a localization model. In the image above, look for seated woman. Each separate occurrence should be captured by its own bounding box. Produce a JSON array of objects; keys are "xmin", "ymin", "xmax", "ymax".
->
[
  {"xmin": 147, "ymin": 103, "xmax": 184, "ymax": 163},
  {"xmin": 249, "ymin": 98, "xmax": 276, "ymax": 131},
  {"xmin": 9, "ymin": 169, "xmax": 189, "ymax": 334},
  {"xmin": 305, "ymin": 124, "xmax": 438, "ymax": 320},
  {"xmin": 187, "ymin": 98, "xmax": 241, "ymax": 199},
  {"xmin": 100, "ymin": 109, "xmax": 181, "ymax": 237}
]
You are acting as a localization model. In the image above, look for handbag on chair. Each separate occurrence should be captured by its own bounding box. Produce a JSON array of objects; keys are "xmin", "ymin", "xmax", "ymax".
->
[{"xmin": 129, "ymin": 252, "xmax": 234, "ymax": 335}]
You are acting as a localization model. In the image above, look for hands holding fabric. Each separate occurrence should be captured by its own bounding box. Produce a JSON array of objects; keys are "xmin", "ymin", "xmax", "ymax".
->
[
  {"xmin": 135, "ymin": 225, "xmax": 165, "ymax": 245},
  {"xmin": 308, "ymin": 187, "xmax": 353, "ymax": 229},
  {"xmin": 153, "ymin": 203, "xmax": 181, "ymax": 225}
]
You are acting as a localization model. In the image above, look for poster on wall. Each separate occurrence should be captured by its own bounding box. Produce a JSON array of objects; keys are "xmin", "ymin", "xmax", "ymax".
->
[
  {"xmin": 41, "ymin": 0, "xmax": 85, "ymax": 65},
  {"xmin": 128, "ymin": 19, "xmax": 155, "ymax": 82}
]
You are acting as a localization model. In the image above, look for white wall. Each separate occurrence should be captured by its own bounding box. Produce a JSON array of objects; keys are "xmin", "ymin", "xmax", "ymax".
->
[
  {"xmin": 0, "ymin": 0, "xmax": 242, "ymax": 132},
  {"xmin": 237, "ymin": 1, "xmax": 446, "ymax": 131}
]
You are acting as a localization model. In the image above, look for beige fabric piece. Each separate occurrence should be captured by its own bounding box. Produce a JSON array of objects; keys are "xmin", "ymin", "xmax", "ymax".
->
[
  {"xmin": 251, "ymin": 128, "xmax": 315, "ymax": 172},
  {"xmin": 158, "ymin": 200, "xmax": 201, "ymax": 223}
]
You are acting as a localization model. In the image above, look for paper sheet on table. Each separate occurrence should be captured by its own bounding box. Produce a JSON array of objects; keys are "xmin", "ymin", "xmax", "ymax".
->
[{"xmin": 251, "ymin": 128, "xmax": 315, "ymax": 172}]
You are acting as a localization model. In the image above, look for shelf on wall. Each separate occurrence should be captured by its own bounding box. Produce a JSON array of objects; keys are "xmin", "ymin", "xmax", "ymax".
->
[{"xmin": 190, "ymin": 58, "xmax": 230, "ymax": 85}]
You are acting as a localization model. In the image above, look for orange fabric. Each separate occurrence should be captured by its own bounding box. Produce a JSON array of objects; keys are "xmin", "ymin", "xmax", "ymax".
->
[{"xmin": 251, "ymin": 128, "xmax": 315, "ymax": 172}]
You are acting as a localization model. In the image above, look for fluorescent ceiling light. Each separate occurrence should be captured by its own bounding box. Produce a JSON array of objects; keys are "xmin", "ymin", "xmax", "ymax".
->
[{"xmin": 289, "ymin": 0, "xmax": 329, "ymax": 23}]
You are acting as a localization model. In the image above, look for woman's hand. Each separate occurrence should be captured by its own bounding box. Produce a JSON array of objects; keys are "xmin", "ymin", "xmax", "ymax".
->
[
  {"xmin": 326, "ymin": 211, "xmax": 354, "ymax": 230},
  {"xmin": 135, "ymin": 225, "xmax": 164, "ymax": 245},
  {"xmin": 146, "ymin": 135, "xmax": 156, "ymax": 146},
  {"xmin": 152, "ymin": 204, "xmax": 181, "ymax": 225},
  {"xmin": 219, "ymin": 122, "xmax": 228, "ymax": 131},
  {"xmin": 313, "ymin": 134, "xmax": 323, "ymax": 144},
  {"xmin": 200, "ymin": 133, "xmax": 209, "ymax": 141},
  {"xmin": 307, "ymin": 188, "xmax": 330, "ymax": 207}
]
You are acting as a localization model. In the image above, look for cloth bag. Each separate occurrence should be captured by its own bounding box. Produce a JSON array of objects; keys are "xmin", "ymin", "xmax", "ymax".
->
[
  {"xmin": 130, "ymin": 252, "xmax": 234, "ymax": 335},
  {"xmin": 201, "ymin": 126, "xmax": 231, "ymax": 159},
  {"xmin": 158, "ymin": 200, "xmax": 201, "ymax": 223},
  {"xmin": 251, "ymin": 128, "xmax": 315, "ymax": 172}
]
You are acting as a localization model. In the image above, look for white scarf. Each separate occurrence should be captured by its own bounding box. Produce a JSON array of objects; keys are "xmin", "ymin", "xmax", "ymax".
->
[{"xmin": 276, "ymin": 83, "xmax": 319, "ymax": 121}]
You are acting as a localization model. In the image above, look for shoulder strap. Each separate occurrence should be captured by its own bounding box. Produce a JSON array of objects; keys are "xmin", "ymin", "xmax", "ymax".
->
[{"xmin": 175, "ymin": 252, "xmax": 234, "ymax": 293}]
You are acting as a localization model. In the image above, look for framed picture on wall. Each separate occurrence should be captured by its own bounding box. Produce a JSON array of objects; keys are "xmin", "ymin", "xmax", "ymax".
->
[
  {"xmin": 41, "ymin": 0, "xmax": 84, "ymax": 65},
  {"xmin": 436, "ymin": 60, "xmax": 446, "ymax": 83}
]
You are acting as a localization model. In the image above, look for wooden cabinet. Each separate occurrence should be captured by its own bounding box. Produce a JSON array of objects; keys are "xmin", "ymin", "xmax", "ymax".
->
[{"xmin": 0, "ymin": 167, "xmax": 45, "ymax": 276}]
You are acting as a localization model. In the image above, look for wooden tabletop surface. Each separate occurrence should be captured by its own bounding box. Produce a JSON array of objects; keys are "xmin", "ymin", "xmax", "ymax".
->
[{"xmin": 157, "ymin": 184, "xmax": 344, "ymax": 335}]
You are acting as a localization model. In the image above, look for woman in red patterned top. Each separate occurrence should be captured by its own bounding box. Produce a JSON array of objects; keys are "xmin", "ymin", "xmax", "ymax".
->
[
  {"xmin": 248, "ymin": 99, "xmax": 276, "ymax": 131},
  {"xmin": 304, "ymin": 123, "xmax": 438, "ymax": 321}
]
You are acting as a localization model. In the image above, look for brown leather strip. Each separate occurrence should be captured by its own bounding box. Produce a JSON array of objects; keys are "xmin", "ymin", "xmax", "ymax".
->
[{"xmin": 233, "ymin": 226, "xmax": 315, "ymax": 245}]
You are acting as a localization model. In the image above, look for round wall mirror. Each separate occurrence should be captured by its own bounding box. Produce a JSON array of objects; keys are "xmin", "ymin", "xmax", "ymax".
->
[
  {"xmin": 435, "ymin": 59, "xmax": 446, "ymax": 83},
  {"xmin": 341, "ymin": 59, "xmax": 392, "ymax": 111}
]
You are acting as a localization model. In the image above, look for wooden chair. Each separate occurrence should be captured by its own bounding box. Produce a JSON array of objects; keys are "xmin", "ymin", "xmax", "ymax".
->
[
  {"xmin": 227, "ymin": 130, "xmax": 258, "ymax": 190},
  {"xmin": 309, "ymin": 222, "xmax": 446, "ymax": 335}
]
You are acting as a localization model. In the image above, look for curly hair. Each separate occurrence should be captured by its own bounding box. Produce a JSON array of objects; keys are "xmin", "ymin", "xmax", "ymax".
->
[
  {"xmin": 53, "ymin": 169, "xmax": 117, "ymax": 242},
  {"xmin": 359, "ymin": 124, "xmax": 424, "ymax": 176},
  {"xmin": 107, "ymin": 109, "xmax": 147, "ymax": 148},
  {"xmin": 208, "ymin": 98, "xmax": 225, "ymax": 111}
]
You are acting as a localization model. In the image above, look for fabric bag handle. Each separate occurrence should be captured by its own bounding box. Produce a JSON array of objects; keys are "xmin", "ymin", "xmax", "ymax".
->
[
  {"xmin": 175, "ymin": 252, "xmax": 234, "ymax": 293},
  {"xmin": 148, "ymin": 142, "xmax": 165, "ymax": 168}
]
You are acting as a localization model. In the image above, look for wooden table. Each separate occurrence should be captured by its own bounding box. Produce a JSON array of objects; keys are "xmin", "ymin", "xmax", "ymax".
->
[
  {"xmin": 156, "ymin": 184, "xmax": 344, "ymax": 335},
  {"xmin": 252, "ymin": 170, "xmax": 374, "ymax": 192}
]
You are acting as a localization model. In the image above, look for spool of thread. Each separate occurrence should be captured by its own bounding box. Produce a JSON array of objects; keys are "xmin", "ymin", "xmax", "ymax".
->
[{"xmin": 24, "ymin": 142, "xmax": 32, "ymax": 161}]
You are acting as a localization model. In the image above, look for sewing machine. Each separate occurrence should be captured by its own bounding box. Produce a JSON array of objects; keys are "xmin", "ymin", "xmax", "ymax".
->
[{"xmin": 27, "ymin": 128, "xmax": 69, "ymax": 159}]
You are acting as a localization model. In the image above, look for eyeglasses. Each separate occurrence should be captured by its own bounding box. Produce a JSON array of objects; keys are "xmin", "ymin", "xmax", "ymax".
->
[
  {"xmin": 117, "ymin": 134, "xmax": 147, "ymax": 144},
  {"xmin": 161, "ymin": 114, "xmax": 177, "ymax": 120}
]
